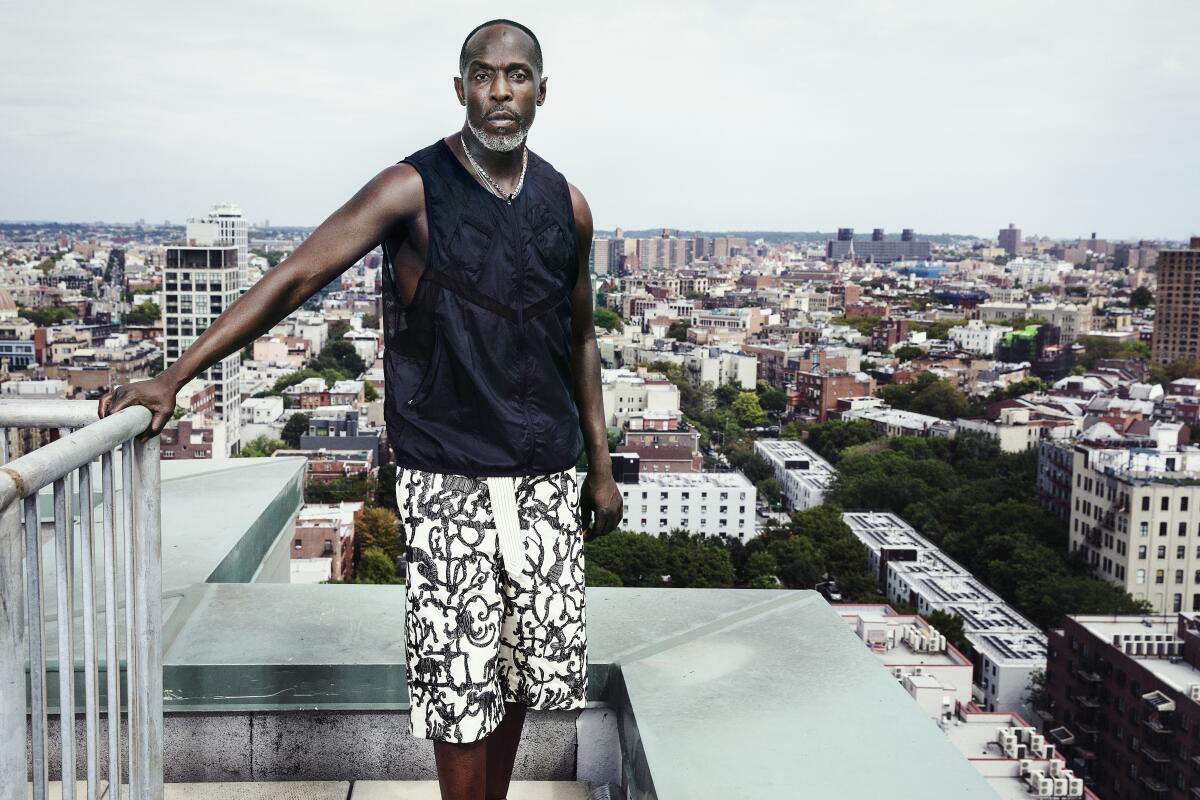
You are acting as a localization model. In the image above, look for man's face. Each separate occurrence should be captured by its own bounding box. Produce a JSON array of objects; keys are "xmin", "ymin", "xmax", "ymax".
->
[{"xmin": 455, "ymin": 25, "xmax": 546, "ymax": 152}]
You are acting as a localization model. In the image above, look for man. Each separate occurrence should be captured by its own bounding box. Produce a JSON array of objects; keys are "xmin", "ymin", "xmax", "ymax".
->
[{"xmin": 100, "ymin": 18, "xmax": 623, "ymax": 800}]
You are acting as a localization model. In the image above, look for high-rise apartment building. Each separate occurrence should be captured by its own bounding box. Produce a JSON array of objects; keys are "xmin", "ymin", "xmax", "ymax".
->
[
  {"xmin": 1151, "ymin": 237, "xmax": 1200, "ymax": 366},
  {"xmin": 164, "ymin": 242, "xmax": 242, "ymax": 455},
  {"xmin": 826, "ymin": 228, "xmax": 931, "ymax": 263},
  {"xmin": 998, "ymin": 223, "xmax": 1021, "ymax": 256},
  {"xmin": 589, "ymin": 237, "xmax": 611, "ymax": 275},
  {"xmin": 187, "ymin": 202, "xmax": 248, "ymax": 291},
  {"xmin": 1068, "ymin": 438, "xmax": 1200, "ymax": 614}
]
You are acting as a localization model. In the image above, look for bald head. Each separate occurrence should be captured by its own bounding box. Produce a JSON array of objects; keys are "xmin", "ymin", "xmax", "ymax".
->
[{"xmin": 459, "ymin": 19, "xmax": 543, "ymax": 77}]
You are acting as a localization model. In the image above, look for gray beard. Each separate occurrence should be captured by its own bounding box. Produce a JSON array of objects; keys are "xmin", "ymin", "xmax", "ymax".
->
[{"xmin": 466, "ymin": 118, "xmax": 529, "ymax": 152}]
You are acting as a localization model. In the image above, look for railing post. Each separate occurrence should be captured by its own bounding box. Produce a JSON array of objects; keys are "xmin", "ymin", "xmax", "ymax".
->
[
  {"xmin": 131, "ymin": 436, "xmax": 162, "ymax": 799},
  {"xmin": 0, "ymin": 496, "xmax": 24, "ymax": 800}
]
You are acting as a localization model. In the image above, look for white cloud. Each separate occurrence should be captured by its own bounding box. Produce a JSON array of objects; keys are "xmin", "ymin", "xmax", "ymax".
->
[{"xmin": 1, "ymin": 0, "xmax": 1197, "ymax": 239}]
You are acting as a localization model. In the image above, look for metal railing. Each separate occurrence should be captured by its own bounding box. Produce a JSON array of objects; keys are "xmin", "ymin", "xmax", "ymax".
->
[{"xmin": 0, "ymin": 399, "xmax": 162, "ymax": 800}]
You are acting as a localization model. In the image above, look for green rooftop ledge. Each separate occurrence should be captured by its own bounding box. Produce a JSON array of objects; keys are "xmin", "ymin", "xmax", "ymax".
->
[{"xmin": 25, "ymin": 457, "xmax": 997, "ymax": 798}]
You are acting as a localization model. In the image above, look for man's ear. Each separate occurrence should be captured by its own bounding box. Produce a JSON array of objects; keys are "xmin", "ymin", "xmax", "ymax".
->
[
  {"xmin": 454, "ymin": 76, "xmax": 466, "ymax": 106},
  {"xmin": 537, "ymin": 76, "xmax": 547, "ymax": 106}
]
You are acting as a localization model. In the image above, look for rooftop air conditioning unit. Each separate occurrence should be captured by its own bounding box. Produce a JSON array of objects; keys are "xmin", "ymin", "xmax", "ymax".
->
[
  {"xmin": 1067, "ymin": 777, "xmax": 1083, "ymax": 794},
  {"xmin": 1018, "ymin": 759, "xmax": 1033, "ymax": 776},
  {"xmin": 1189, "ymin": 684, "xmax": 1200, "ymax": 701},
  {"xmin": 1047, "ymin": 760, "xmax": 1061, "ymax": 777}
]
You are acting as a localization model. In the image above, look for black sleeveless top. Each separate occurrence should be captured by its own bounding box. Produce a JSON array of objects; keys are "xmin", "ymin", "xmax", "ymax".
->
[{"xmin": 380, "ymin": 139, "xmax": 584, "ymax": 477}]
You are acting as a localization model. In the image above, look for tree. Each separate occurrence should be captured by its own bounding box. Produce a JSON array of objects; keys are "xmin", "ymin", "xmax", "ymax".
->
[
  {"xmin": 731, "ymin": 391, "xmax": 767, "ymax": 428},
  {"xmin": 586, "ymin": 563, "xmax": 622, "ymax": 586},
  {"xmin": 311, "ymin": 340, "xmax": 365, "ymax": 378},
  {"xmin": 910, "ymin": 378, "xmax": 969, "ymax": 420},
  {"xmin": 745, "ymin": 550, "xmax": 778, "ymax": 582},
  {"xmin": 305, "ymin": 475, "xmax": 374, "ymax": 504},
  {"xmin": 1001, "ymin": 377, "xmax": 1046, "ymax": 399},
  {"xmin": 757, "ymin": 383, "xmax": 788, "ymax": 413},
  {"xmin": 594, "ymin": 307, "xmax": 621, "ymax": 332},
  {"xmin": 893, "ymin": 344, "xmax": 925, "ymax": 362},
  {"xmin": 124, "ymin": 300, "xmax": 160, "ymax": 326},
  {"xmin": 766, "ymin": 535, "xmax": 823, "ymax": 589},
  {"xmin": 667, "ymin": 320, "xmax": 691, "ymax": 341},
  {"xmin": 1130, "ymin": 286, "xmax": 1153, "ymax": 308},
  {"xmin": 374, "ymin": 463, "xmax": 398, "ymax": 511},
  {"xmin": 355, "ymin": 546, "xmax": 402, "ymax": 584},
  {"xmin": 281, "ymin": 413, "xmax": 311, "ymax": 448},
  {"xmin": 803, "ymin": 420, "xmax": 880, "ymax": 464},
  {"xmin": 363, "ymin": 382, "xmax": 379, "ymax": 402},
  {"xmin": 1023, "ymin": 668, "xmax": 1050, "ymax": 715},
  {"xmin": 18, "ymin": 306, "xmax": 76, "ymax": 326},
  {"xmin": 663, "ymin": 532, "xmax": 736, "ymax": 588},
  {"xmin": 328, "ymin": 320, "xmax": 352, "ymax": 341},
  {"xmin": 355, "ymin": 506, "xmax": 403, "ymax": 564},
  {"xmin": 585, "ymin": 531, "xmax": 669, "ymax": 587},
  {"xmin": 236, "ymin": 435, "xmax": 284, "ymax": 458},
  {"xmin": 756, "ymin": 477, "xmax": 782, "ymax": 504}
]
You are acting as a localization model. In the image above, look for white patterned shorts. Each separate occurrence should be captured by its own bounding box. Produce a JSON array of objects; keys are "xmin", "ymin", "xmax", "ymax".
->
[{"xmin": 395, "ymin": 466, "xmax": 588, "ymax": 743}]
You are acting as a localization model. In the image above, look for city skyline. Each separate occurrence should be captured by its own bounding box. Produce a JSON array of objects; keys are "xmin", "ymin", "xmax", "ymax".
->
[{"xmin": 2, "ymin": 1, "xmax": 1198, "ymax": 239}]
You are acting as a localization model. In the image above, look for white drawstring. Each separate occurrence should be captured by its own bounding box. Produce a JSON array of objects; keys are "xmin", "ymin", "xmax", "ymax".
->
[{"xmin": 484, "ymin": 476, "xmax": 525, "ymax": 580}]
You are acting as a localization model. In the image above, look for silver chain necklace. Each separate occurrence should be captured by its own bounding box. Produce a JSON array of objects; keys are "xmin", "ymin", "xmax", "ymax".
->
[{"xmin": 460, "ymin": 134, "xmax": 528, "ymax": 205}]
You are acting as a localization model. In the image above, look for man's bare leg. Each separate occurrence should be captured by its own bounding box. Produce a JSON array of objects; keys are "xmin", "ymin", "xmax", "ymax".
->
[
  {"xmin": 431, "ymin": 702, "xmax": 526, "ymax": 800},
  {"xmin": 485, "ymin": 701, "xmax": 528, "ymax": 800},
  {"xmin": 434, "ymin": 737, "xmax": 488, "ymax": 800}
]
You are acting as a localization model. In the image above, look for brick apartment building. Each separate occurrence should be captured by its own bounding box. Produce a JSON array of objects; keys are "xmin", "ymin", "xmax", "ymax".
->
[
  {"xmin": 1046, "ymin": 613, "xmax": 1200, "ymax": 799},
  {"xmin": 160, "ymin": 419, "xmax": 215, "ymax": 460}
]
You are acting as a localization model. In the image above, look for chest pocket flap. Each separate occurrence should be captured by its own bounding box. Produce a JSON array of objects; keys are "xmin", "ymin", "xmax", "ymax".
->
[
  {"xmin": 447, "ymin": 208, "xmax": 499, "ymax": 275},
  {"xmin": 534, "ymin": 220, "xmax": 574, "ymax": 275}
]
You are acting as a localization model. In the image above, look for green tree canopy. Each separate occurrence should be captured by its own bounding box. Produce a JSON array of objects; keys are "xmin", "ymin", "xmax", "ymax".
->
[
  {"xmin": 281, "ymin": 413, "xmax": 311, "ymax": 448},
  {"xmin": 355, "ymin": 546, "xmax": 402, "ymax": 584}
]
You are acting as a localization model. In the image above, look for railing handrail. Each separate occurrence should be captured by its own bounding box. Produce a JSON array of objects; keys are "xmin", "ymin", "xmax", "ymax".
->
[
  {"xmin": 0, "ymin": 406, "xmax": 151, "ymax": 507},
  {"xmin": 0, "ymin": 401, "xmax": 162, "ymax": 800},
  {"xmin": 0, "ymin": 399, "xmax": 101, "ymax": 430}
]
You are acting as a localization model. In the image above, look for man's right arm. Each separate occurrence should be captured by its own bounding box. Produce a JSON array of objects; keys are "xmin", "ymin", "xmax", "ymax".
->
[{"xmin": 98, "ymin": 163, "xmax": 424, "ymax": 436}]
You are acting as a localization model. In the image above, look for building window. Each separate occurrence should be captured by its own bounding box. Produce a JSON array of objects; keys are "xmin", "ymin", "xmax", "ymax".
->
[
  {"xmin": 1157, "ymin": 570, "xmax": 1165, "ymax": 584},
  {"xmin": 1159, "ymin": 546, "xmax": 1167, "ymax": 558},
  {"xmin": 1143, "ymin": 496, "xmax": 1151, "ymax": 511},
  {"xmin": 1163, "ymin": 497, "xmax": 1170, "ymax": 511},
  {"xmin": 1161, "ymin": 522, "xmax": 1168, "ymax": 536},
  {"xmin": 1141, "ymin": 522, "xmax": 1150, "ymax": 536},
  {"xmin": 1180, "ymin": 546, "xmax": 1187, "ymax": 559},
  {"xmin": 1136, "ymin": 570, "xmax": 1146, "ymax": 585},
  {"xmin": 1182, "ymin": 522, "xmax": 1189, "ymax": 536},
  {"xmin": 1175, "ymin": 594, "xmax": 1184, "ymax": 612},
  {"xmin": 1178, "ymin": 570, "xmax": 1186, "ymax": 584}
]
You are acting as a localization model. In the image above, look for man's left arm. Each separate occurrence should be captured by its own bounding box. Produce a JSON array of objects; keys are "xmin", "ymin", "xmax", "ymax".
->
[{"xmin": 568, "ymin": 183, "xmax": 623, "ymax": 540}]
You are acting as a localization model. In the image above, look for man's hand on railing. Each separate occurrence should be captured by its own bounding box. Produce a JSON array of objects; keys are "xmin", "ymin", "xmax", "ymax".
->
[{"xmin": 97, "ymin": 376, "xmax": 179, "ymax": 442}]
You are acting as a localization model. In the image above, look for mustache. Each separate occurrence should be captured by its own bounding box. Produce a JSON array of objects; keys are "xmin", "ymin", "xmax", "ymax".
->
[{"xmin": 484, "ymin": 105, "xmax": 523, "ymax": 122}]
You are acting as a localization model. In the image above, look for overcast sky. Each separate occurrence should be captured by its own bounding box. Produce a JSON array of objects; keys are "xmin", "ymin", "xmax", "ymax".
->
[{"xmin": 2, "ymin": 1, "xmax": 1197, "ymax": 240}]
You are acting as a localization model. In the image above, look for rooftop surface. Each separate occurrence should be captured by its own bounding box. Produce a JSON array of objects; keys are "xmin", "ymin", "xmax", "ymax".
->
[
  {"xmin": 1075, "ymin": 614, "xmax": 1200, "ymax": 694},
  {"xmin": 23, "ymin": 457, "xmax": 1001, "ymax": 798}
]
